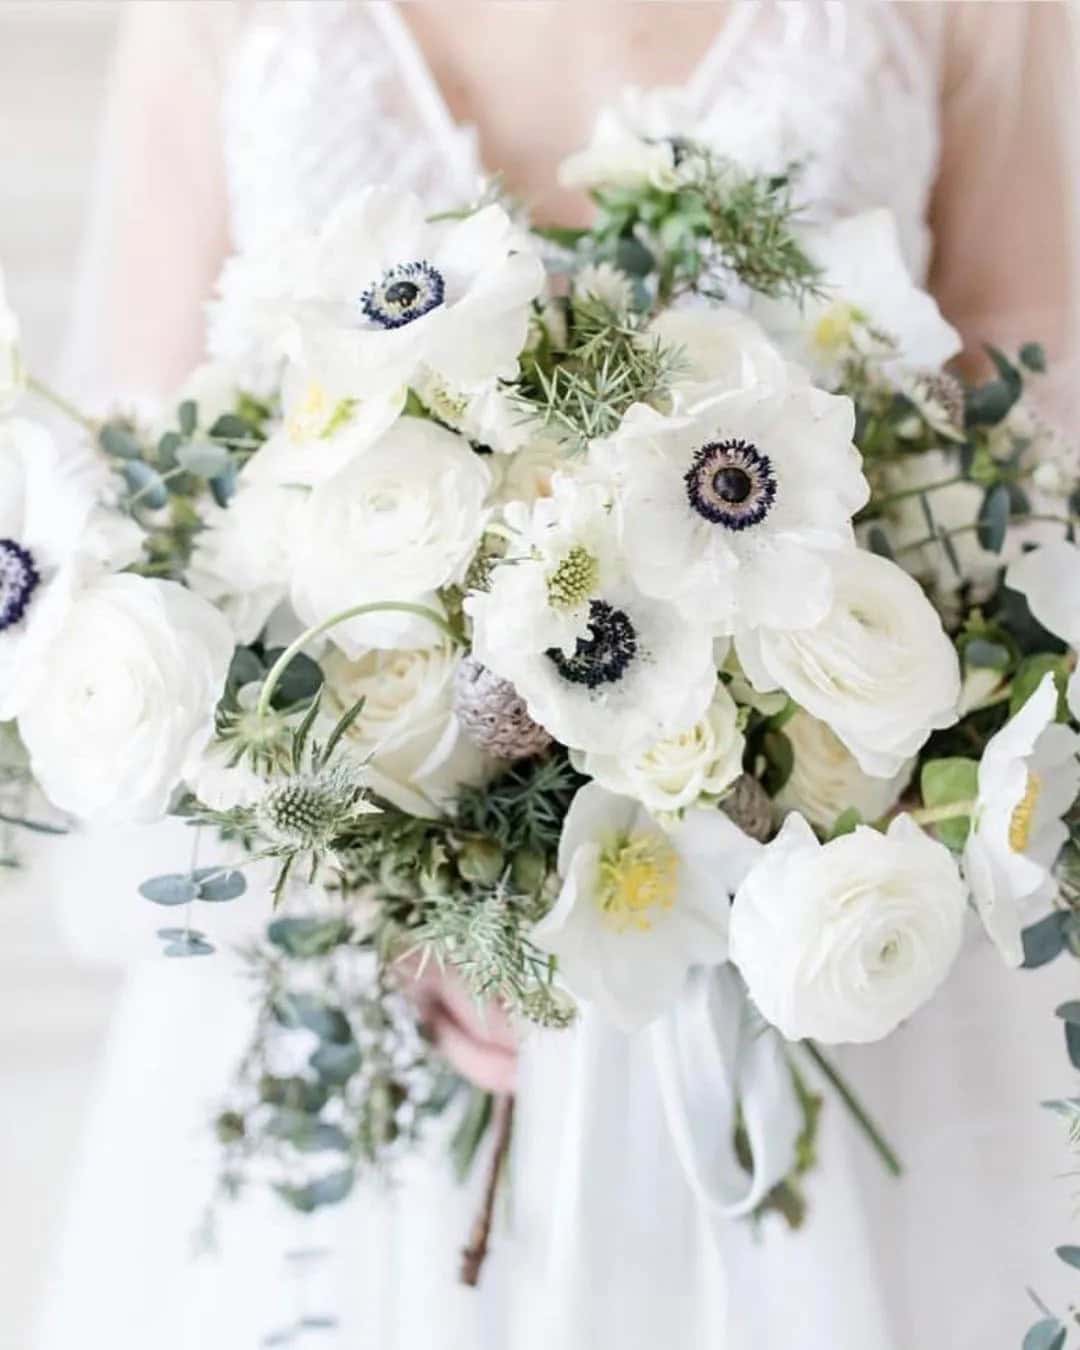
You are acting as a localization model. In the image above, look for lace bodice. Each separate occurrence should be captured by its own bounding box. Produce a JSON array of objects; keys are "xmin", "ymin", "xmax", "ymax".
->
[{"xmin": 222, "ymin": 1, "xmax": 942, "ymax": 277}]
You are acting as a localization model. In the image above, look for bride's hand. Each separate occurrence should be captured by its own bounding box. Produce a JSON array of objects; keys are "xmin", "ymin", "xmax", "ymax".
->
[{"xmin": 405, "ymin": 960, "xmax": 518, "ymax": 1095}]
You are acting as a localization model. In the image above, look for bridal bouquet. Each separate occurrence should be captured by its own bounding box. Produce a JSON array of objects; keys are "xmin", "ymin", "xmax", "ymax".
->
[{"xmin": 3, "ymin": 97, "xmax": 1079, "ymax": 1334}]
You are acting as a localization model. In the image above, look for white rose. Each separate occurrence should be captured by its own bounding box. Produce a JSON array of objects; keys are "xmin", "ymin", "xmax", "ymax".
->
[
  {"xmin": 558, "ymin": 88, "xmax": 696, "ymax": 192},
  {"xmin": 574, "ymin": 681, "xmax": 744, "ymax": 814},
  {"xmin": 730, "ymin": 813, "xmax": 967, "ymax": 1043},
  {"xmin": 492, "ymin": 435, "xmax": 570, "ymax": 507},
  {"xmin": 0, "ymin": 261, "xmax": 24, "ymax": 413},
  {"xmin": 736, "ymin": 550, "xmax": 960, "ymax": 777},
  {"xmin": 774, "ymin": 710, "xmax": 913, "ymax": 831},
  {"xmin": 19, "ymin": 574, "xmax": 232, "ymax": 823},
  {"xmin": 323, "ymin": 644, "xmax": 493, "ymax": 817},
  {"xmin": 291, "ymin": 416, "xmax": 490, "ymax": 653}
]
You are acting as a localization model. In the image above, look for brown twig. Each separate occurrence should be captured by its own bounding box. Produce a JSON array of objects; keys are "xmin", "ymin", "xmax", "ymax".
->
[{"xmin": 460, "ymin": 1094, "xmax": 515, "ymax": 1287}]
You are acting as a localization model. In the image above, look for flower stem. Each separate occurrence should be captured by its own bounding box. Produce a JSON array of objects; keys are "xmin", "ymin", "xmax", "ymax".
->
[
  {"xmin": 255, "ymin": 602, "xmax": 463, "ymax": 717},
  {"xmin": 871, "ymin": 474, "xmax": 966, "ymax": 510},
  {"xmin": 803, "ymin": 1040, "xmax": 903, "ymax": 1178},
  {"xmin": 908, "ymin": 799, "xmax": 975, "ymax": 826},
  {"xmin": 27, "ymin": 374, "xmax": 98, "ymax": 435}
]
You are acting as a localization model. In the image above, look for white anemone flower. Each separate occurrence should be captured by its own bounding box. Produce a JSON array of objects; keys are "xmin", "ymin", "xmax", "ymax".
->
[
  {"xmin": 1007, "ymin": 540, "xmax": 1080, "ymax": 721},
  {"xmin": 271, "ymin": 187, "xmax": 544, "ymax": 395},
  {"xmin": 751, "ymin": 209, "xmax": 961, "ymax": 385},
  {"xmin": 592, "ymin": 386, "xmax": 867, "ymax": 634},
  {"xmin": 534, "ymin": 782, "xmax": 762, "ymax": 1030},
  {"xmin": 963, "ymin": 674, "xmax": 1080, "ymax": 966},
  {"xmin": 469, "ymin": 570, "xmax": 717, "ymax": 757}
]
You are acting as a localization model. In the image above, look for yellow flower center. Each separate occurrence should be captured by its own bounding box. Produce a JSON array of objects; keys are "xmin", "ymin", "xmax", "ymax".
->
[
  {"xmin": 1008, "ymin": 772, "xmax": 1042, "ymax": 853},
  {"xmin": 286, "ymin": 382, "xmax": 357, "ymax": 442},
  {"xmin": 547, "ymin": 546, "xmax": 600, "ymax": 611},
  {"xmin": 812, "ymin": 301, "xmax": 862, "ymax": 356},
  {"xmin": 597, "ymin": 832, "xmax": 679, "ymax": 932}
]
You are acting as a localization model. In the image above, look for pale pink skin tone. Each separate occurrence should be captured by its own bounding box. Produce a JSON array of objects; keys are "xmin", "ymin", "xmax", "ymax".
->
[{"xmin": 85, "ymin": 3, "xmax": 1075, "ymax": 1084}]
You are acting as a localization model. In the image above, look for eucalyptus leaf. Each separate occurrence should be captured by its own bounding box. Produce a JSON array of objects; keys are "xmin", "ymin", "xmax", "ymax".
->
[
  {"xmin": 177, "ymin": 439, "xmax": 230, "ymax": 478},
  {"xmin": 259, "ymin": 1075, "xmax": 329, "ymax": 1114},
  {"xmin": 273, "ymin": 993, "xmax": 352, "ymax": 1044},
  {"xmin": 122, "ymin": 460, "xmax": 168, "ymax": 510},
  {"xmin": 156, "ymin": 430, "xmax": 182, "ymax": 470},
  {"xmin": 98, "ymin": 423, "xmax": 141, "ymax": 459},
  {"xmin": 156, "ymin": 926, "xmax": 206, "ymax": 942},
  {"xmin": 274, "ymin": 1168, "xmax": 355, "ymax": 1213},
  {"xmin": 1020, "ymin": 342, "xmax": 1047, "ymax": 373},
  {"xmin": 964, "ymin": 638, "xmax": 1010, "ymax": 671},
  {"xmin": 866, "ymin": 525, "xmax": 895, "ymax": 561},
  {"xmin": 1054, "ymin": 1002, "xmax": 1080, "ymax": 1026},
  {"xmin": 209, "ymin": 413, "xmax": 253, "ymax": 442},
  {"xmin": 615, "ymin": 234, "xmax": 656, "ymax": 278},
  {"xmin": 192, "ymin": 866, "xmax": 246, "ymax": 902},
  {"xmin": 1022, "ymin": 912, "xmax": 1067, "ymax": 969},
  {"xmin": 265, "ymin": 649, "xmax": 324, "ymax": 708},
  {"xmin": 177, "ymin": 399, "xmax": 198, "ymax": 436},
  {"xmin": 760, "ymin": 729, "xmax": 794, "ymax": 796},
  {"xmin": 227, "ymin": 646, "xmax": 266, "ymax": 693},
  {"xmin": 310, "ymin": 1040, "xmax": 362, "ymax": 1084},
  {"xmin": 138, "ymin": 873, "xmax": 199, "ymax": 906},
  {"xmin": 1055, "ymin": 1245, "xmax": 1080, "ymax": 1270},
  {"xmin": 163, "ymin": 936, "xmax": 215, "ymax": 957},
  {"xmin": 976, "ymin": 483, "xmax": 1011, "ymax": 554},
  {"xmin": 209, "ymin": 461, "xmax": 238, "ymax": 508},
  {"xmin": 1022, "ymin": 1318, "xmax": 1066, "ymax": 1350},
  {"xmin": 1066, "ymin": 1022, "xmax": 1080, "ymax": 1072},
  {"xmin": 267, "ymin": 915, "xmax": 351, "ymax": 958}
]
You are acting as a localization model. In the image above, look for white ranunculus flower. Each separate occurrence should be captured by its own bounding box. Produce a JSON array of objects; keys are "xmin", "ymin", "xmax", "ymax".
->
[
  {"xmin": 0, "ymin": 420, "xmax": 105, "ymax": 719},
  {"xmin": 573, "ymin": 680, "xmax": 744, "ymax": 815},
  {"xmin": 470, "ymin": 571, "xmax": 717, "ymax": 757},
  {"xmin": 963, "ymin": 674, "xmax": 1080, "ymax": 966},
  {"xmin": 0, "ymin": 261, "xmax": 24, "ymax": 413},
  {"xmin": 751, "ymin": 210, "xmax": 961, "ymax": 385},
  {"xmin": 558, "ymin": 87, "xmax": 697, "ymax": 192},
  {"xmin": 189, "ymin": 475, "xmax": 307, "ymax": 643},
  {"xmin": 18, "ymin": 574, "xmax": 232, "ymax": 823},
  {"xmin": 323, "ymin": 643, "xmax": 494, "ymax": 818},
  {"xmin": 248, "ymin": 360, "xmax": 404, "ymax": 487},
  {"xmin": 291, "ymin": 416, "xmax": 490, "ymax": 653},
  {"xmin": 649, "ymin": 304, "xmax": 798, "ymax": 405},
  {"xmin": 1007, "ymin": 540, "xmax": 1080, "ymax": 721},
  {"xmin": 535, "ymin": 782, "xmax": 762, "ymax": 1029},
  {"xmin": 249, "ymin": 187, "xmax": 543, "ymax": 396},
  {"xmin": 773, "ymin": 709, "xmax": 913, "ymax": 831},
  {"xmin": 735, "ymin": 550, "xmax": 960, "ymax": 777},
  {"xmin": 593, "ymin": 387, "xmax": 867, "ymax": 634},
  {"xmin": 491, "ymin": 435, "xmax": 570, "ymax": 507},
  {"xmin": 731, "ymin": 812, "xmax": 967, "ymax": 1043}
]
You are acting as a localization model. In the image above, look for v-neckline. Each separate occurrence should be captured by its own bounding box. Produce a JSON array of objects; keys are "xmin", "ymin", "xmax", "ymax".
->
[{"xmin": 370, "ymin": 1, "xmax": 764, "ymax": 184}]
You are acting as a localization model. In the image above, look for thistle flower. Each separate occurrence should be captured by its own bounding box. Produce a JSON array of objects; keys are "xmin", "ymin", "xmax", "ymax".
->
[{"xmin": 257, "ymin": 762, "xmax": 379, "ymax": 852}]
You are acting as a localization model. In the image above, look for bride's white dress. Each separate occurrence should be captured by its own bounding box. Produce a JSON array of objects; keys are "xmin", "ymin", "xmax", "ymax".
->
[{"xmin": 33, "ymin": 3, "xmax": 1080, "ymax": 1348}]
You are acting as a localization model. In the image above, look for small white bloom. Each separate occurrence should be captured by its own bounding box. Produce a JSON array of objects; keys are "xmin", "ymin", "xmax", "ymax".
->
[
  {"xmin": 323, "ymin": 643, "xmax": 494, "ymax": 818},
  {"xmin": 731, "ymin": 813, "xmax": 967, "ymax": 1043},
  {"xmin": 189, "ymin": 475, "xmax": 306, "ymax": 643},
  {"xmin": 19, "ymin": 574, "xmax": 232, "ymax": 823},
  {"xmin": 751, "ymin": 210, "xmax": 961, "ymax": 384},
  {"xmin": 573, "ymin": 262, "xmax": 634, "ymax": 315},
  {"xmin": 535, "ymin": 782, "xmax": 762, "ymax": 1029},
  {"xmin": 558, "ymin": 88, "xmax": 697, "ymax": 192},
  {"xmin": 0, "ymin": 261, "xmax": 24, "ymax": 413},
  {"xmin": 243, "ymin": 188, "xmax": 544, "ymax": 396},
  {"xmin": 593, "ymin": 386, "xmax": 867, "ymax": 634},
  {"xmin": 1007, "ymin": 540, "xmax": 1080, "ymax": 721},
  {"xmin": 291, "ymin": 416, "xmax": 489, "ymax": 653},
  {"xmin": 412, "ymin": 366, "xmax": 541, "ymax": 455},
  {"xmin": 573, "ymin": 680, "xmax": 744, "ymax": 815},
  {"xmin": 774, "ymin": 709, "xmax": 913, "ymax": 831},
  {"xmin": 736, "ymin": 550, "xmax": 960, "ymax": 777},
  {"xmin": 963, "ymin": 674, "xmax": 1080, "ymax": 966}
]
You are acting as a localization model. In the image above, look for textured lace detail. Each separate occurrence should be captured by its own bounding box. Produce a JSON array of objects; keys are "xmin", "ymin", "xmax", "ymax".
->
[{"xmin": 222, "ymin": 0, "xmax": 941, "ymax": 275}]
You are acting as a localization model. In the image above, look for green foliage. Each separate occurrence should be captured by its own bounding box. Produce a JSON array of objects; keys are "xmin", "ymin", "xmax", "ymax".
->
[
  {"xmin": 920, "ymin": 758, "xmax": 978, "ymax": 850},
  {"xmin": 454, "ymin": 751, "xmax": 586, "ymax": 856}
]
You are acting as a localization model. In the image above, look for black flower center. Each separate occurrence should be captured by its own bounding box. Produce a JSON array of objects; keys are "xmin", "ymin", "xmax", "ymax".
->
[
  {"xmin": 684, "ymin": 439, "xmax": 777, "ymax": 531},
  {"xmin": 546, "ymin": 600, "xmax": 638, "ymax": 689},
  {"xmin": 360, "ymin": 260, "xmax": 445, "ymax": 330},
  {"xmin": 0, "ymin": 538, "xmax": 40, "ymax": 632}
]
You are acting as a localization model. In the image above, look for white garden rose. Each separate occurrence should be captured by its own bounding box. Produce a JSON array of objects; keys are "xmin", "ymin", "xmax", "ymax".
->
[
  {"xmin": 573, "ymin": 680, "xmax": 744, "ymax": 815},
  {"xmin": 291, "ymin": 416, "xmax": 490, "ymax": 653},
  {"xmin": 323, "ymin": 643, "xmax": 494, "ymax": 818},
  {"xmin": 535, "ymin": 782, "xmax": 762, "ymax": 1029},
  {"xmin": 730, "ymin": 812, "xmax": 967, "ymax": 1043},
  {"xmin": 0, "ymin": 261, "xmax": 24, "ymax": 413},
  {"xmin": 18, "ymin": 574, "xmax": 232, "ymax": 823},
  {"xmin": 773, "ymin": 710, "xmax": 913, "ymax": 832},
  {"xmin": 736, "ymin": 550, "xmax": 960, "ymax": 777}
]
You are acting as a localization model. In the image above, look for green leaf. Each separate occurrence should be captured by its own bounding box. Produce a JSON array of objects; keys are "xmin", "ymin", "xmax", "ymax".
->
[
  {"xmin": 920, "ymin": 757, "xmax": 978, "ymax": 850},
  {"xmin": 192, "ymin": 866, "xmax": 246, "ymax": 902},
  {"xmin": 310, "ymin": 1040, "xmax": 362, "ymax": 1084},
  {"xmin": 177, "ymin": 439, "xmax": 230, "ymax": 478},
  {"xmin": 156, "ymin": 430, "xmax": 182, "ymax": 469},
  {"xmin": 273, "ymin": 993, "xmax": 352, "ymax": 1044},
  {"xmin": 138, "ymin": 873, "xmax": 199, "ymax": 906},
  {"xmin": 1022, "ymin": 912, "xmax": 1068, "ymax": 969},
  {"xmin": 1055, "ymin": 1245, "xmax": 1080, "ymax": 1270},
  {"xmin": 121, "ymin": 460, "xmax": 168, "ymax": 509},
  {"xmin": 829, "ymin": 807, "xmax": 861, "ymax": 839},
  {"xmin": 0, "ymin": 809, "xmax": 67, "ymax": 836},
  {"xmin": 319, "ymin": 696, "xmax": 366, "ymax": 768},
  {"xmin": 265, "ymin": 649, "xmax": 324, "ymax": 709},
  {"xmin": 614, "ymin": 234, "xmax": 656, "ymax": 278},
  {"xmin": 964, "ymin": 638, "xmax": 1011, "ymax": 671},
  {"xmin": 976, "ymin": 483, "xmax": 1011, "ymax": 554},
  {"xmin": 267, "ymin": 915, "xmax": 351, "ymax": 958},
  {"xmin": 1023, "ymin": 1318, "xmax": 1066, "ymax": 1350},
  {"xmin": 209, "ymin": 413, "xmax": 252, "ymax": 442},
  {"xmin": 209, "ymin": 461, "xmax": 238, "ymax": 508},
  {"xmin": 1010, "ymin": 656, "xmax": 1070, "ymax": 719},
  {"xmin": 227, "ymin": 646, "xmax": 265, "ymax": 692},
  {"xmin": 274, "ymin": 1168, "xmax": 354, "ymax": 1213},
  {"xmin": 1066, "ymin": 1022, "xmax": 1080, "ymax": 1072},
  {"xmin": 1020, "ymin": 342, "xmax": 1047, "ymax": 373},
  {"xmin": 163, "ymin": 935, "xmax": 215, "ymax": 957},
  {"xmin": 866, "ymin": 525, "xmax": 895, "ymax": 561},
  {"xmin": 1054, "ymin": 1002, "xmax": 1080, "ymax": 1026},
  {"xmin": 267, "ymin": 1112, "xmax": 350, "ymax": 1153},
  {"xmin": 98, "ymin": 423, "xmax": 141, "ymax": 459},
  {"xmin": 177, "ymin": 399, "xmax": 197, "ymax": 436},
  {"xmin": 760, "ymin": 729, "xmax": 794, "ymax": 796},
  {"xmin": 533, "ymin": 225, "xmax": 587, "ymax": 249},
  {"xmin": 258, "ymin": 1074, "xmax": 329, "ymax": 1113},
  {"xmin": 450, "ymin": 1088, "xmax": 494, "ymax": 1184}
]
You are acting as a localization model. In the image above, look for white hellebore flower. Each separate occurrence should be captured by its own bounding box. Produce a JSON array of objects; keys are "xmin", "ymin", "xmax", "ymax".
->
[
  {"xmin": 0, "ymin": 261, "xmax": 24, "ymax": 413},
  {"xmin": 731, "ymin": 813, "xmax": 967, "ymax": 1044},
  {"xmin": 535, "ymin": 782, "xmax": 762, "ymax": 1029},
  {"xmin": 558, "ymin": 87, "xmax": 697, "ymax": 192},
  {"xmin": 573, "ymin": 680, "xmax": 744, "ymax": 815},
  {"xmin": 0, "ymin": 420, "xmax": 102, "ymax": 718},
  {"xmin": 281, "ymin": 187, "xmax": 544, "ymax": 395},
  {"xmin": 291, "ymin": 416, "xmax": 490, "ymax": 653},
  {"xmin": 751, "ymin": 209, "xmax": 961, "ymax": 384},
  {"xmin": 1007, "ymin": 540, "xmax": 1080, "ymax": 721},
  {"xmin": 593, "ymin": 386, "xmax": 867, "ymax": 634},
  {"xmin": 736, "ymin": 550, "xmax": 960, "ymax": 778},
  {"xmin": 323, "ymin": 643, "xmax": 493, "ymax": 818},
  {"xmin": 963, "ymin": 674, "xmax": 1080, "ymax": 967},
  {"xmin": 773, "ymin": 710, "xmax": 913, "ymax": 832},
  {"xmin": 19, "ymin": 574, "xmax": 232, "ymax": 823}
]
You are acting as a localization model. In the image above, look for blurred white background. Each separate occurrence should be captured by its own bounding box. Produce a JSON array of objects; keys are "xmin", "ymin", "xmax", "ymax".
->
[{"xmin": 0, "ymin": 4, "xmax": 124, "ymax": 1346}]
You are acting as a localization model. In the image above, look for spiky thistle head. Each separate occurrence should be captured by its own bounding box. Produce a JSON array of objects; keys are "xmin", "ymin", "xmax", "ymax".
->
[{"xmin": 257, "ymin": 761, "xmax": 378, "ymax": 851}]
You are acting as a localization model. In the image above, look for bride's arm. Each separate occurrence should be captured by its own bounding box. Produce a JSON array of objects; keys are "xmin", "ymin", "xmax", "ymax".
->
[
  {"xmin": 63, "ymin": 2, "xmax": 236, "ymax": 405},
  {"xmin": 927, "ymin": 3, "xmax": 1078, "ymax": 389}
]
